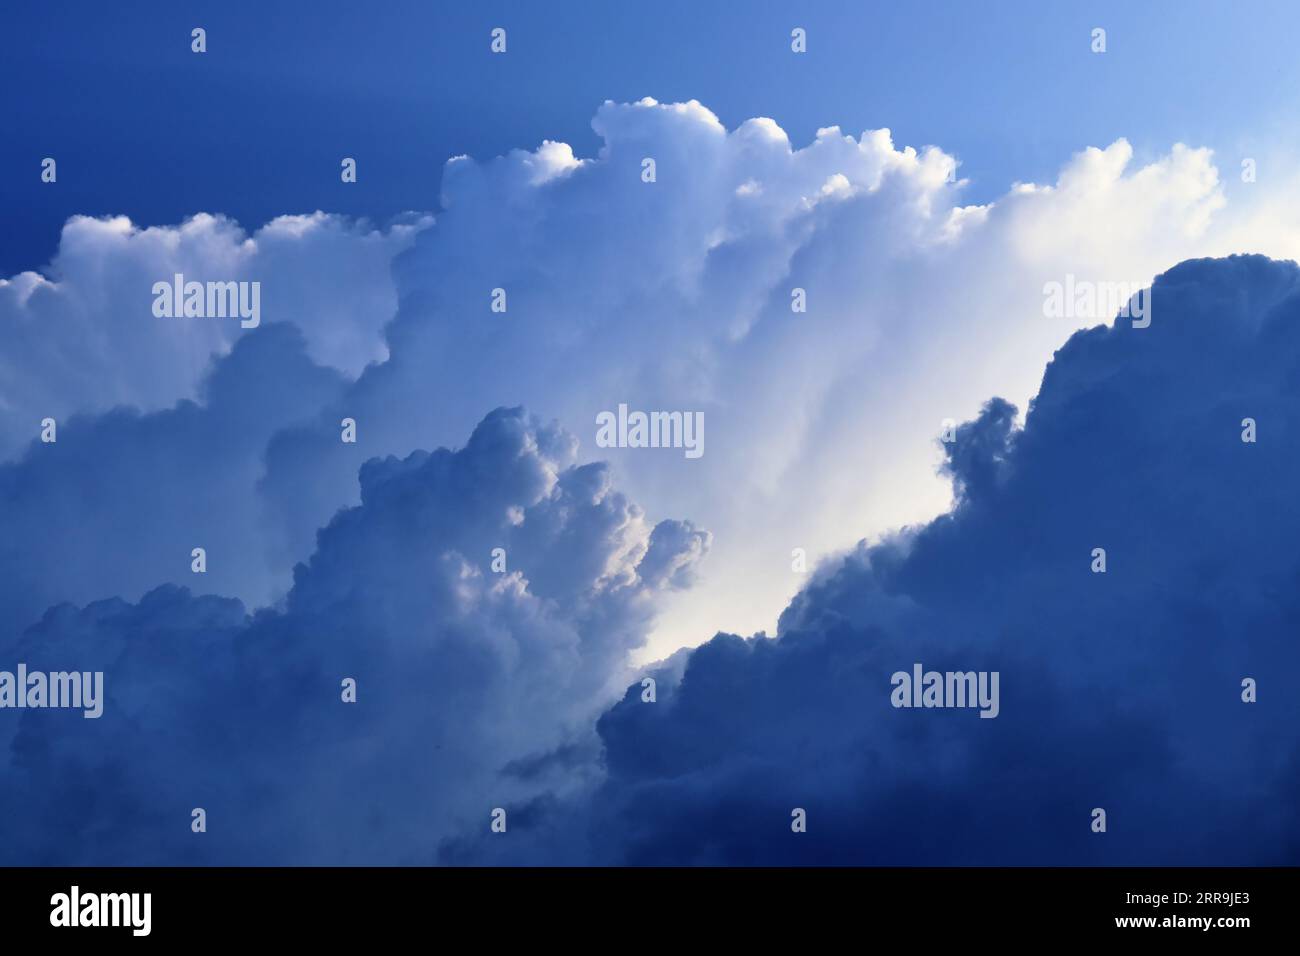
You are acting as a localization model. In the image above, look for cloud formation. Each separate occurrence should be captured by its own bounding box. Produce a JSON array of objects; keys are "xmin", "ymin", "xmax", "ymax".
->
[
  {"xmin": 0, "ymin": 324, "xmax": 347, "ymax": 629},
  {"xmin": 252, "ymin": 100, "xmax": 1271, "ymax": 656},
  {"xmin": 0, "ymin": 406, "xmax": 707, "ymax": 864},
  {"xmin": 547, "ymin": 255, "xmax": 1300, "ymax": 865},
  {"xmin": 5, "ymin": 102, "xmax": 1289, "ymax": 656},
  {"xmin": 0, "ymin": 211, "xmax": 425, "ymax": 459},
  {"xmin": 2, "ymin": 100, "xmax": 1299, "ymax": 865}
]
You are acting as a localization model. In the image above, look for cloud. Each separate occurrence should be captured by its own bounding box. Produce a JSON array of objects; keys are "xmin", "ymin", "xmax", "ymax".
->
[
  {"xmin": 3, "ymin": 102, "xmax": 1285, "ymax": 658},
  {"xmin": 0, "ymin": 406, "xmax": 707, "ymax": 864},
  {"xmin": 525, "ymin": 254, "xmax": 1300, "ymax": 865},
  {"xmin": 249, "ymin": 100, "xmax": 1266, "ymax": 659},
  {"xmin": 0, "ymin": 323, "xmax": 348, "ymax": 629},
  {"xmin": 0, "ymin": 211, "xmax": 426, "ymax": 460},
  {"xmin": 1, "ymin": 101, "xmax": 1297, "ymax": 864}
]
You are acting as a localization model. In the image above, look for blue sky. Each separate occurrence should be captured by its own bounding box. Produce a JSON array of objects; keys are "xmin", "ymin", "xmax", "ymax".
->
[
  {"xmin": 3, "ymin": 1, "xmax": 1300, "ymax": 865},
  {"xmin": 4, "ymin": 0, "xmax": 1299, "ymax": 274}
]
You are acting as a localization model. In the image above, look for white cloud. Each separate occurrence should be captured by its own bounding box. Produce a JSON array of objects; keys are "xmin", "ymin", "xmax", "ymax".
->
[
  {"xmin": 5, "ymin": 99, "xmax": 1296, "ymax": 663},
  {"xmin": 0, "ymin": 211, "xmax": 427, "ymax": 459},
  {"xmin": 290, "ymin": 100, "xmax": 1266, "ymax": 660}
]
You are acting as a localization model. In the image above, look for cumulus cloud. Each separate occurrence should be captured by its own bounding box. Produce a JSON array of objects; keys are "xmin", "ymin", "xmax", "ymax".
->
[
  {"xmin": 1, "ymin": 99, "xmax": 1297, "ymax": 865},
  {"xmin": 3, "ymin": 102, "xmax": 1285, "ymax": 657},
  {"xmin": 0, "ymin": 323, "xmax": 347, "ymax": 628},
  {"xmin": 517, "ymin": 255, "xmax": 1300, "ymax": 865},
  {"xmin": 248, "ymin": 99, "xmax": 1271, "ymax": 658},
  {"xmin": 0, "ymin": 211, "xmax": 426, "ymax": 459},
  {"xmin": 0, "ymin": 407, "xmax": 707, "ymax": 864}
]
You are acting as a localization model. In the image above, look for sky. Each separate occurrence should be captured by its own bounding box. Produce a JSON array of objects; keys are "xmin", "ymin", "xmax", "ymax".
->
[
  {"xmin": 3, "ymin": 1, "xmax": 1300, "ymax": 865},
  {"xmin": 5, "ymin": 0, "xmax": 1300, "ymax": 275}
]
